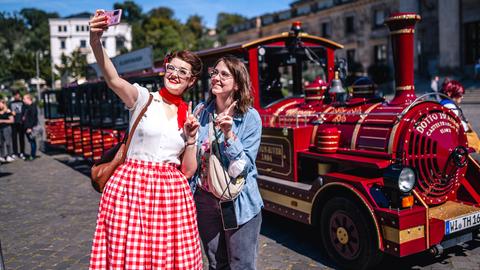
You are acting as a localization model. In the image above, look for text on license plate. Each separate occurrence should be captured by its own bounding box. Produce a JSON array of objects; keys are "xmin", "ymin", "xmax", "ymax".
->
[{"xmin": 445, "ymin": 211, "xmax": 480, "ymax": 235}]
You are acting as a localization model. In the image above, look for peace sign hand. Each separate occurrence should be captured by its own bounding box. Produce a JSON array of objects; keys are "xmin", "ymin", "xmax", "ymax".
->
[
  {"xmin": 184, "ymin": 102, "xmax": 200, "ymax": 143},
  {"xmin": 215, "ymin": 101, "xmax": 237, "ymax": 140}
]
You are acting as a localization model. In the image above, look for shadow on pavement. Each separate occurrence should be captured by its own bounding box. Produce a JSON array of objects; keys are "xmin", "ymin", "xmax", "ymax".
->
[
  {"xmin": 53, "ymin": 155, "xmax": 93, "ymax": 178},
  {"xmin": 0, "ymin": 172, "xmax": 13, "ymax": 178},
  {"xmin": 260, "ymin": 211, "xmax": 336, "ymax": 268}
]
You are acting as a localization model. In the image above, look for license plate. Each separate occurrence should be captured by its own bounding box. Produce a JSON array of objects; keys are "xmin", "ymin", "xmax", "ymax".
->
[{"xmin": 445, "ymin": 211, "xmax": 480, "ymax": 235}]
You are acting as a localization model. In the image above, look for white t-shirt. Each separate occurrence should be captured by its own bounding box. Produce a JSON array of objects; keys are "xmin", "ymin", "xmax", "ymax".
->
[{"xmin": 126, "ymin": 84, "xmax": 185, "ymax": 165}]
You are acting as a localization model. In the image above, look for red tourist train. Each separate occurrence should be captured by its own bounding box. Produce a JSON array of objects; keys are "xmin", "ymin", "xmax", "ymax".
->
[{"xmin": 43, "ymin": 12, "xmax": 480, "ymax": 269}]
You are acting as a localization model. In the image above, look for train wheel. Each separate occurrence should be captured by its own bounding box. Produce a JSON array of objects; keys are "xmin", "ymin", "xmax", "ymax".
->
[{"xmin": 320, "ymin": 197, "xmax": 382, "ymax": 270}]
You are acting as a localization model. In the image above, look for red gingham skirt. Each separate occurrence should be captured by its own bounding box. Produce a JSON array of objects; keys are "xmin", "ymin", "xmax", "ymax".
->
[{"xmin": 89, "ymin": 158, "xmax": 203, "ymax": 270}]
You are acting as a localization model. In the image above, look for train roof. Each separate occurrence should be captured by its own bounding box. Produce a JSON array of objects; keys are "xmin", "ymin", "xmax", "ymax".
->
[{"xmin": 196, "ymin": 31, "xmax": 344, "ymax": 58}]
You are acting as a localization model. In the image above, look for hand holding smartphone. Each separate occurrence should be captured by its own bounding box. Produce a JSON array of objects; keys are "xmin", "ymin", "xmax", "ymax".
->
[{"xmin": 104, "ymin": 9, "xmax": 122, "ymax": 26}]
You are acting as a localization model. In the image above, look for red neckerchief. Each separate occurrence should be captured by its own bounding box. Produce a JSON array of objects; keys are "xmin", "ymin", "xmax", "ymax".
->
[{"xmin": 159, "ymin": 87, "xmax": 187, "ymax": 130}]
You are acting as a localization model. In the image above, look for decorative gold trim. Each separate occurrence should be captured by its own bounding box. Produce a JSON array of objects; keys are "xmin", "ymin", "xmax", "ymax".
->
[
  {"xmin": 317, "ymin": 135, "xmax": 340, "ymax": 139},
  {"xmin": 357, "ymin": 145, "xmax": 386, "ymax": 150},
  {"xmin": 390, "ymin": 29, "xmax": 415, "ymax": 35},
  {"xmin": 363, "ymin": 127, "xmax": 390, "ymax": 131},
  {"xmin": 412, "ymin": 190, "xmax": 430, "ymax": 249},
  {"xmin": 351, "ymin": 103, "xmax": 381, "ymax": 149},
  {"xmin": 241, "ymin": 32, "xmax": 344, "ymax": 49},
  {"xmin": 305, "ymin": 96, "xmax": 325, "ymax": 100},
  {"xmin": 259, "ymin": 188, "xmax": 311, "ymax": 214},
  {"xmin": 269, "ymin": 101, "xmax": 298, "ymax": 126},
  {"xmin": 311, "ymin": 125, "xmax": 319, "ymax": 145},
  {"xmin": 358, "ymin": 136, "xmax": 387, "ymax": 140},
  {"xmin": 387, "ymin": 122, "xmax": 400, "ymax": 154},
  {"xmin": 382, "ymin": 225, "xmax": 424, "ymax": 244},
  {"xmin": 396, "ymin": 85, "xmax": 415, "ymax": 91},
  {"xmin": 257, "ymin": 135, "xmax": 292, "ymax": 176},
  {"xmin": 384, "ymin": 14, "xmax": 421, "ymax": 23},
  {"xmin": 311, "ymin": 182, "xmax": 383, "ymax": 249}
]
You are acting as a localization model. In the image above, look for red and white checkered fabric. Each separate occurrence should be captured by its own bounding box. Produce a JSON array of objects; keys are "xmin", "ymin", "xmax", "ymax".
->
[{"xmin": 89, "ymin": 158, "xmax": 203, "ymax": 270}]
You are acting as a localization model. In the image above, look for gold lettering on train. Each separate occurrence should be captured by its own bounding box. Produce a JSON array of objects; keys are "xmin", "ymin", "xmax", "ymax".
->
[
  {"xmin": 414, "ymin": 112, "xmax": 460, "ymax": 136},
  {"xmin": 258, "ymin": 143, "xmax": 285, "ymax": 167},
  {"xmin": 331, "ymin": 107, "xmax": 363, "ymax": 123}
]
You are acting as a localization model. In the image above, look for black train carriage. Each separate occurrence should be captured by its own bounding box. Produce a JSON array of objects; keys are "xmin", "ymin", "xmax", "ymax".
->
[{"xmin": 43, "ymin": 71, "xmax": 163, "ymax": 161}]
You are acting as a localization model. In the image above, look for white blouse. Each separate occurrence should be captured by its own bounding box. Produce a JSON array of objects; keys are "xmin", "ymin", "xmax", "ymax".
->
[{"xmin": 126, "ymin": 84, "xmax": 185, "ymax": 165}]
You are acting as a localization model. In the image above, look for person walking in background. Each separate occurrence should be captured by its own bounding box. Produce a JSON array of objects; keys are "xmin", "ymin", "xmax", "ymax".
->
[
  {"xmin": 0, "ymin": 100, "xmax": 15, "ymax": 163},
  {"xmin": 21, "ymin": 94, "xmax": 39, "ymax": 161},
  {"xmin": 192, "ymin": 55, "xmax": 263, "ymax": 270},
  {"xmin": 475, "ymin": 58, "xmax": 480, "ymax": 80},
  {"xmin": 430, "ymin": 75, "xmax": 440, "ymax": 101},
  {"xmin": 9, "ymin": 91, "xmax": 25, "ymax": 160}
]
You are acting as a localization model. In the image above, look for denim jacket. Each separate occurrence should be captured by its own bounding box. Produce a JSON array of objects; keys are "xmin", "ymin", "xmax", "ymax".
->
[{"xmin": 190, "ymin": 101, "xmax": 263, "ymax": 225}]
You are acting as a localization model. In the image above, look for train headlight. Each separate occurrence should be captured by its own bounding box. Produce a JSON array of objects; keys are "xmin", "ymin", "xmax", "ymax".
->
[
  {"xmin": 384, "ymin": 165, "xmax": 416, "ymax": 193},
  {"xmin": 398, "ymin": 168, "xmax": 415, "ymax": 192}
]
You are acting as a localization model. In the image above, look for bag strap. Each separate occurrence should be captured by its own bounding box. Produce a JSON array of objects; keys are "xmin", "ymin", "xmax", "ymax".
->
[{"xmin": 124, "ymin": 94, "xmax": 153, "ymax": 150}]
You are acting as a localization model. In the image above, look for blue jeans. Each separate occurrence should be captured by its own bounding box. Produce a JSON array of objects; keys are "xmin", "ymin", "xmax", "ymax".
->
[
  {"xmin": 26, "ymin": 132, "xmax": 36, "ymax": 158},
  {"xmin": 195, "ymin": 189, "xmax": 262, "ymax": 270}
]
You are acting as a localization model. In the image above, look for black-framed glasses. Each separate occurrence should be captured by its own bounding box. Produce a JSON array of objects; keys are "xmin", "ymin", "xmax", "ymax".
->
[
  {"xmin": 165, "ymin": 63, "xmax": 192, "ymax": 79},
  {"xmin": 208, "ymin": 67, "xmax": 233, "ymax": 81}
]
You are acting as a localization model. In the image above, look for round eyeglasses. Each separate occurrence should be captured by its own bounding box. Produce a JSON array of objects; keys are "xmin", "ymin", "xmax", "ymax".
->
[
  {"xmin": 165, "ymin": 63, "xmax": 192, "ymax": 79},
  {"xmin": 208, "ymin": 67, "xmax": 233, "ymax": 81}
]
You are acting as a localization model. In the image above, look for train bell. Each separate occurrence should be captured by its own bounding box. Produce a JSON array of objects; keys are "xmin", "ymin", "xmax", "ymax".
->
[{"xmin": 329, "ymin": 71, "xmax": 346, "ymax": 102}]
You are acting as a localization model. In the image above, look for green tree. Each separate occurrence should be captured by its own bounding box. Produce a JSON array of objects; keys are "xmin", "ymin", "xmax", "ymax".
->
[
  {"xmin": 216, "ymin": 13, "xmax": 247, "ymax": 45},
  {"xmin": 55, "ymin": 49, "xmax": 88, "ymax": 85},
  {"xmin": 113, "ymin": 1, "xmax": 143, "ymax": 23}
]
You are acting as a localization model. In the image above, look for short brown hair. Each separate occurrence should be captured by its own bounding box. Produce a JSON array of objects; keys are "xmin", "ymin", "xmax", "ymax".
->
[
  {"xmin": 165, "ymin": 50, "xmax": 203, "ymax": 78},
  {"xmin": 208, "ymin": 55, "xmax": 253, "ymax": 114}
]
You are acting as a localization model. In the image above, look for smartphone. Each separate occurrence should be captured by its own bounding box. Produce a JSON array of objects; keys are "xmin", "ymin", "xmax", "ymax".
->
[
  {"xmin": 219, "ymin": 199, "xmax": 238, "ymax": 230},
  {"xmin": 104, "ymin": 9, "xmax": 122, "ymax": 26}
]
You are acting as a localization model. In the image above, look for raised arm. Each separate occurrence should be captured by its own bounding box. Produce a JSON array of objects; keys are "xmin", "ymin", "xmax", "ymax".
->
[{"xmin": 89, "ymin": 9, "xmax": 137, "ymax": 108}]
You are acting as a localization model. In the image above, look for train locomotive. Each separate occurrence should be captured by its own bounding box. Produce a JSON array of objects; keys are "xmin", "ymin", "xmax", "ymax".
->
[
  {"xmin": 42, "ymin": 12, "xmax": 480, "ymax": 269},
  {"xmin": 193, "ymin": 12, "xmax": 480, "ymax": 269}
]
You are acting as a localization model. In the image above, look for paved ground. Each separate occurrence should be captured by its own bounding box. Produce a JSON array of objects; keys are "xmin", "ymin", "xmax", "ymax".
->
[
  {"xmin": 1, "ymin": 85, "xmax": 480, "ymax": 269},
  {"xmin": 1, "ymin": 153, "xmax": 480, "ymax": 269}
]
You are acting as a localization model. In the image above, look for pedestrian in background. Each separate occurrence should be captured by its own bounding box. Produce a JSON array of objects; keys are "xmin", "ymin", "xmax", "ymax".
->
[
  {"xmin": 475, "ymin": 58, "xmax": 480, "ymax": 80},
  {"xmin": 192, "ymin": 55, "xmax": 263, "ymax": 270},
  {"xmin": 9, "ymin": 91, "xmax": 25, "ymax": 159},
  {"xmin": 0, "ymin": 100, "xmax": 15, "ymax": 163},
  {"xmin": 430, "ymin": 75, "xmax": 440, "ymax": 101},
  {"xmin": 21, "ymin": 94, "xmax": 39, "ymax": 161}
]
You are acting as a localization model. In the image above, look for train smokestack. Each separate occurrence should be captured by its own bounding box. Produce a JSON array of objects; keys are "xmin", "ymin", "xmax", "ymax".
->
[{"xmin": 384, "ymin": 13, "xmax": 421, "ymax": 105}]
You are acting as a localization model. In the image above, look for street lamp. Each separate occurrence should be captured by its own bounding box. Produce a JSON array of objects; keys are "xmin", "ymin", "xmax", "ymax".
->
[{"xmin": 35, "ymin": 50, "xmax": 41, "ymax": 101}]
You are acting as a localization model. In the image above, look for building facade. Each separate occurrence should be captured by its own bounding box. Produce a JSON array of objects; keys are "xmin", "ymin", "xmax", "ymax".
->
[
  {"xmin": 226, "ymin": 0, "xmax": 480, "ymax": 78},
  {"xmin": 49, "ymin": 13, "xmax": 132, "ymax": 84}
]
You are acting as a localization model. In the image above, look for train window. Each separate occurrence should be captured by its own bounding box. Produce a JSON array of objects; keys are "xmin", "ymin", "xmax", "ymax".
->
[{"xmin": 258, "ymin": 46, "xmax": 327, "ymax": 107}]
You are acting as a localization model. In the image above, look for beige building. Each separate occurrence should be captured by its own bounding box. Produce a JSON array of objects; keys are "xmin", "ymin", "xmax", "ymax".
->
[{"xmin": 226, "ymin": 0, "xmax": 480, "ymax": 77}]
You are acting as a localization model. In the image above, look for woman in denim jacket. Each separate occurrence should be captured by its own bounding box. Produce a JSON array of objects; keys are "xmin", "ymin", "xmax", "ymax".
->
[{"xmin": 191, "ymin": 55, "xmax": 263, "ymax": 270}]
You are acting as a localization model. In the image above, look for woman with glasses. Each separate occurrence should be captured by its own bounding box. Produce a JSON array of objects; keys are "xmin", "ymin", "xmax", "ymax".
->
[
  {"xmin": 88, "ymin": 10, "xmax": 202, "ymax": 269},
  {"xmin": 191, "ymin": 55, "xmax": 263, "ymax": 269}
]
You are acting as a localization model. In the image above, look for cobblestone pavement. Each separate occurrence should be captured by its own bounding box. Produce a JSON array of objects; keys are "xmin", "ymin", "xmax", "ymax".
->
[{"xmin": 0, "ymin": 98, "xmax": 479, "ymax": 270}]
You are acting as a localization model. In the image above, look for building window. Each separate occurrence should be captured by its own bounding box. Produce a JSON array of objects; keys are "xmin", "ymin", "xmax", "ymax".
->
[
  {"xmin": 102, "ymin": 39, "xmax": 106, "ymax": 47},
  {"xmin": 374, "ymin": 45, "xmax": 387, "ymax": 63},
  {"xmin": 76, "ymin": 25, "xmax": 79, "ymax": 31},
  {"xmin": 116, "ymin": 36, "xmax": 126, "ymax": 51},
  {"xmin": 278, "ymin": 10, "xmax": 291, "ymax": 21},
  {"xmin": 63, "ymin": 25, "xmax": 67, "ymax": 32},
  {"xmin": 58, "ymin": 25, "xmax": 62, "ymax": 32},
  {"xmin": 87, "ymin": 25, "xmax": 90, "ymax": 31},
  {"xmin": 80, "ymin": 40, "xmax": 87, "ymax": 48},
  {"xmin": 262, "ymin": 16, "xmax": 274, "ymax": 26},
  {"xmin": 345, "ymin": 16, "xmax": 354, "ymax": 34},
  {"xmin": 321, "ymin": 22, "xmax": 331, "ymax": 38},
  {"xmin": 465, "ymin": 21, "xmax": 480, "ymax": 64},
  {"xmin": 81, "ymin": 25, "xmax": 85, "ymax": 31},
  {"xmin": 373, "ymin": 10, "xmax": 385, "ymax": 27},
  {"xmin": 297, "ymin": 5, "xmax": 311, "ymax": 15},
  {"xmin": 60, "ymin": 39, "xmax": 66, "ymax": 49},
  {"xmin": 347, "ymin": 49, "xmax": 356, "ymax": 66}
]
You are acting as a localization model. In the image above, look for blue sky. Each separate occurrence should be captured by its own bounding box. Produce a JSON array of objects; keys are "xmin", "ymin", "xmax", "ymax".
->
[{"xmin": 0, "ymin": 0, "xmax": 293, "ymax": 28}]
